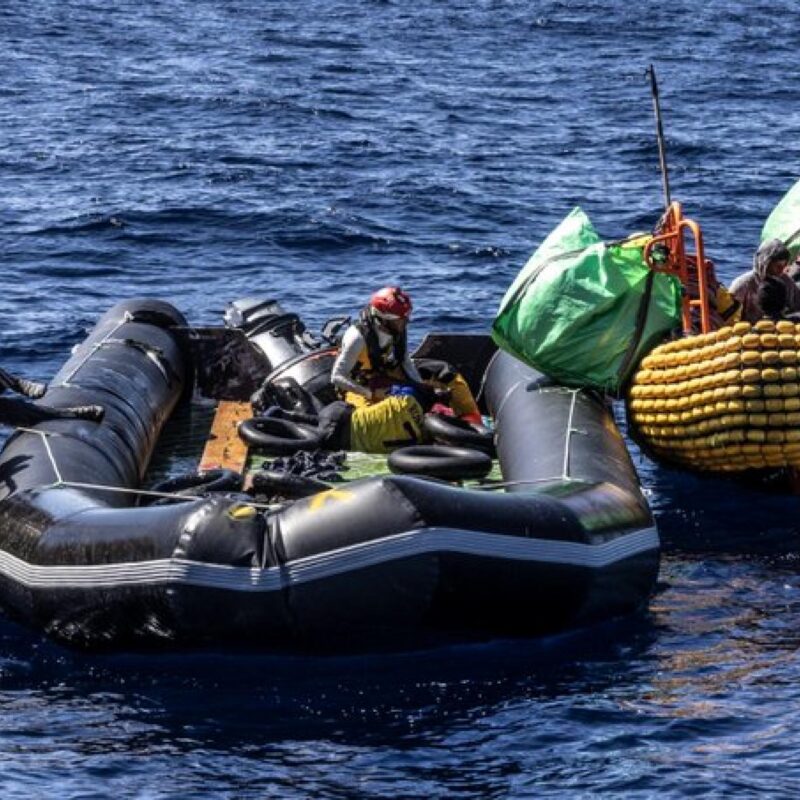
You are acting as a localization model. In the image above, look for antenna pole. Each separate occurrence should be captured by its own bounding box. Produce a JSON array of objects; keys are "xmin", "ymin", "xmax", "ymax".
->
[{"xmin": 647, "ymin": 64, "xmax": 671, "ymax": 211}]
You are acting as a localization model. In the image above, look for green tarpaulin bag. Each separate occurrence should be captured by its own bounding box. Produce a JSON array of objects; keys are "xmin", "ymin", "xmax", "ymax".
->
[
  {"xmin": 492, "ymin": 207, "xmax": 682, "ymax": 396},
  {"xmin": 762, "ymin": 177, "xmax": 800, "ymax": 259}
]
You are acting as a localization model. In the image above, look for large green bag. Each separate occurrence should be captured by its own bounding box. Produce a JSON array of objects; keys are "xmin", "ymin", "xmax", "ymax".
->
[
  {"xmin": 492, "ymin": 207, "xmax": 682, "ymax": 396},
  {"xmin": 762, "ymin": 177, "xmax": 800, "ymax": 259}
]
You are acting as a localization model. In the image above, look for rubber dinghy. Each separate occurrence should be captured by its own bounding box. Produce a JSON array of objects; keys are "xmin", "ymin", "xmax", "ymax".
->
[{"xmin": 0, "ymin": 299, "xmax": 659, "ymax": 650}]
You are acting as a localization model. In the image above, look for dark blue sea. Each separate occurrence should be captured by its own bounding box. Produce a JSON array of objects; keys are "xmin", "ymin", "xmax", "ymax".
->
[{"xmin": 3, "ymin": 1, "xmax": 800, "ymax": 796}]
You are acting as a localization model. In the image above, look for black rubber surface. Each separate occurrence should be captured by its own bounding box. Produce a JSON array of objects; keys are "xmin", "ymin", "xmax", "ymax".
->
[{"xmin": 423, "ymin": 413, "xmax": 495, "ymax": 455}]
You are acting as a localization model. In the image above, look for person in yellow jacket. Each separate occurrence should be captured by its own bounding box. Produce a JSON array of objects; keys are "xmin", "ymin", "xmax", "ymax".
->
[
  {"xmin": 268, "ymin": 366, "xmax": 476, "ymax": 456},
  {"xmin": 331, "ymin": 286, "xmax": 482, "ymax": 424},
  {"xmin": 263, "ymin": 384, "xmax": 433, "ymax": 455},
  {"xmin": 331, "ymin": 286, "xmax": 422, "ymax": 407}
]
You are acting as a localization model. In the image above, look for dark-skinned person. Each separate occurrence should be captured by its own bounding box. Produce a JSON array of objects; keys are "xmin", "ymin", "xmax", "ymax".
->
[{"xmin": 730, "ymin": 239, "xmax": 800, "ymax": 323}]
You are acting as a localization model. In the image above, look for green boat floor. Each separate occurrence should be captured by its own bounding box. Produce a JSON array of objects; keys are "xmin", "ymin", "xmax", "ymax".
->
[{"xmin": 248, "ymin": 450, "xmax": 502, "ymax": 484}]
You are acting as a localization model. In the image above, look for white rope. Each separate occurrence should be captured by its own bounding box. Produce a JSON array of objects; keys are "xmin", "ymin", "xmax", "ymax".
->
[
  {"xmin": 41, "ymin": 430, "xmax": 63, "ymax": 485},
  {"xmin": 475, "ymin": 384, "xmax": 586, "ymax": 490},
  {"xmin": 12, "ymin": 427, "xmax": 282, "ymax": 510},
  {"xmin": 470, "ymin": 476, "xmax": 583, "ymax": 492},
  {"xmin": 561, "ymin": 389, "xmax": 580, "ymax": 480},
  {"xmin": 13, "ymin": 425, "xmax": 579, "ymax": 500},
  {"xmin": 13, "ymin": 427, "xmax": 65, "ymax": 485},
  {"xmin": 54, "ymin": 312, "xmax": 133, "ymax": 388},
  {"xmin": 39, "ymin": 479, "xmax": 282, "ymax": 511}
]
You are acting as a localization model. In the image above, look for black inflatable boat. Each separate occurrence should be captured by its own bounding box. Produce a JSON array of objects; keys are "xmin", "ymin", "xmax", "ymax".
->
[{"xmin": 0, "ymin": 298, "xmax": 659, "ymax": 650}]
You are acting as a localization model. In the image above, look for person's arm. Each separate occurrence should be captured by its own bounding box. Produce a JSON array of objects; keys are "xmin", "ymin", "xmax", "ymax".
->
[
  {"xmin": 331, "ymin": 326, "xmax": 372, "ymax": 398},
  {"xmin": 729, "ymin": 272, "xmax": 759, "ymax": 324},
  {"xmin": 402, "ymin": 353, "xmax": 423, "ymax": 384}
]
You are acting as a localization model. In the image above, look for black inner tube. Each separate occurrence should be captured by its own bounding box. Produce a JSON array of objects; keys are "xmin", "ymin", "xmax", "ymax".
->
[
  {"xmin": 388, "ymin": 444, "xmax": 493, "ymax": 481},
  {"xmin": 423, "ymin": 413, "xmax": 496, "ymax": 455},
  {"xmin": 238, "ymin": 416, "xmax": 322, "ymax": 454}
]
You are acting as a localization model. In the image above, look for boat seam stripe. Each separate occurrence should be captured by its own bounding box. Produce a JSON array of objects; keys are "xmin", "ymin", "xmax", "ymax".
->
[{"xmin": 0, "ymin": 526, "xmax": 659, "ymax": 592}]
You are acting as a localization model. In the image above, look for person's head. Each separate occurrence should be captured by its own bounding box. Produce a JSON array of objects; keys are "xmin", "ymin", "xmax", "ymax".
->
[
  {"xmin": 754, "ymin": 238, "xmax": 791, "ymax": 278},
  {"xmin": 368, "ymin": 287, "xmax": 412, "ymax": 335}
]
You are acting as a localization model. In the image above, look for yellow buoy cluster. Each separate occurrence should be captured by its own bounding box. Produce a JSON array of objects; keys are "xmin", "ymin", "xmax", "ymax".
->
[{"xmin": 627, "ymin": 319, "xmax": 800, "ymax": 472}]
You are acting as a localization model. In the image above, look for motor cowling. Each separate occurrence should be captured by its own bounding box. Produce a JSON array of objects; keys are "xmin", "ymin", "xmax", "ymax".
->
[{"xmin": 225, "ymin": 298, "xmax": 339, "ymax": 412}]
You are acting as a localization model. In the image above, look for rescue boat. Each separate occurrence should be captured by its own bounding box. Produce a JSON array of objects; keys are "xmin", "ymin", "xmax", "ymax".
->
[{"xmin": 0, "ymin": 297, "xmax": 658, "ymax": 650}]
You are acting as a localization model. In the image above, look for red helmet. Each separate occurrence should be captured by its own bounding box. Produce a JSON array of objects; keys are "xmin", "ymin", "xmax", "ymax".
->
[{"xmin": 369, "ymin": 286, "xmax": 412, "ymax": 320}]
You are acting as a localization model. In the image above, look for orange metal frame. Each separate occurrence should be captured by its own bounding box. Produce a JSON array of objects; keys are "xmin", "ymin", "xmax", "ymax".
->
[{"xmin": 643, "ymin": 201, "xmax": 711, "ymax": 334}]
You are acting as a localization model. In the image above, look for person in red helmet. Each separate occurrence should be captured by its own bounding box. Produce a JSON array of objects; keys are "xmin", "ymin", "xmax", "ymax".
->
[
  {"xmin": 331, "ymin": 286, "xmax": 425, "ymax": 406},
  {"xmin": 254, "ymin": 287, "xmax": 482, "ymax": 453}
]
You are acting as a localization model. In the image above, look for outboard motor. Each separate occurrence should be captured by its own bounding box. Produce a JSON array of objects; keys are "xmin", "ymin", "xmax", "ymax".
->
[{"xmin": 224, "ymin": 298, "xmax": 339, "ymax": 412}]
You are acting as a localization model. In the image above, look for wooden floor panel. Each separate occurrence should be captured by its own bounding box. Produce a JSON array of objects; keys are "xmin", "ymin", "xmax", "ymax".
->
[{"xmin": 199, "ymin": 400, "xmax": 252, "ymax": 474}]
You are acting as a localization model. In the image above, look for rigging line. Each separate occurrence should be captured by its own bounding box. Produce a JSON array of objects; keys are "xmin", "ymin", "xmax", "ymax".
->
[
  {"xmin": 562, "ymin": 389, "xmax": 580, "ymax": 480},
  {"xmin": 41, "ymin": 430, "xmax": 63, "ymax": 485},
  {"xmin": 469, "ymin": 476, "xmax": 584, "ymax": 491},
  {"xmin": 12, "ymin": 427, "xmax": 65, "ymax": 486},
  {"xmin": 14, "ymin": 428, "xmax": 281, "ymax": 510},
  {"xmin": 56, "ymin": 312, "xmax": 134, "ymax": 387},
  {"xmin": 44, "ymin": 479, "xmax": 283, "ymax": 511}
]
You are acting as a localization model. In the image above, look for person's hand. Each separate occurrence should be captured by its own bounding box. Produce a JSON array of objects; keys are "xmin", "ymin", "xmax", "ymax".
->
[{"xmin": 758, "ymin": 275, "xmax": 787, "ymax": 319}]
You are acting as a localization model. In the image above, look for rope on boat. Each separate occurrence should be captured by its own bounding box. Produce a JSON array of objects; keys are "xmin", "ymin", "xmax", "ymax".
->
[
  {"xmin": 19, "ymin": 422, "xmax": 578, "ymax": 497},
  {"xmin": 469, "ymin": 476, "xmax": 584, "ymax": 491},
  {"xmin": 562, "ymin": 387, "xmax": 590, "ymax": 480},
  {"xmin": 13, "ymin": 382, "xmax": 589, "ymax": 503},
  {"xmin": 12, "ymin": 427, "xmax": 282, "ymax": 511},
  {"xmin": 53, "ymin": 312, "xmax": 133, "ymax": 388},
  {"xmin": 469, "ymin": 384, "xmax": 587, "ymax": 491}
]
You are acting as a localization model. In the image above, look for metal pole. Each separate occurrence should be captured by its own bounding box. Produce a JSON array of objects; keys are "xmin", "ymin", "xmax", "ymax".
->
[{"xmin": 647, "ymin": 64, "xmax": 671, "ymax": 211}]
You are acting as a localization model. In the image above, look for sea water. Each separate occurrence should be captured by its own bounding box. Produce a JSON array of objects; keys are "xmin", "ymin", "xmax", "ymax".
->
[{"xmin": 2, "ymin": 1, "xmax": 800, "ymax": 796}]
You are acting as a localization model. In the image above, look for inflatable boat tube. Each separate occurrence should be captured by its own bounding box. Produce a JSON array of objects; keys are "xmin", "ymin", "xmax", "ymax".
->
[
  {"xmin": 388, "ymin": 444, "xmax": 492, "ymax": 481},
  {"xmin": 483, "ymin": 352, "xmax": 645, "ymax": 499},
  {"xmin": 0, "ymin": 303, "xmax": 659, "ymax": 650},
  {"xmin": 482, "ymin": 351, "xmax": 659, "ymax": 626}
]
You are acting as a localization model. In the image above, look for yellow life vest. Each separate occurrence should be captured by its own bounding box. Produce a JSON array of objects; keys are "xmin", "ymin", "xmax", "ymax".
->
[
  {"xmin": 349, "ymin": 395, "xmax": 426, "ymax": 454},
  {"xmin": 349, "ymin": 310, "xmax": 408, "ymax": 390},
  {"xmin": 352, "ymin": 348, "xmax": 407, "ymax": 390}
]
